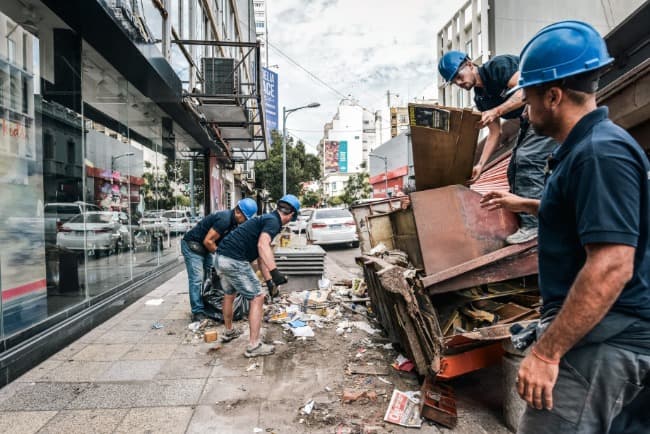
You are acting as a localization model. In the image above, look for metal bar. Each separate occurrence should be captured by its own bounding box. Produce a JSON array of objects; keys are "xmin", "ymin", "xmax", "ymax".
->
[
  {"xmin": 200, "ymin": 0, "xmax": 226, "ymax": 57},
  {"xmin": 172, "ymin": 28, "xmax": 203, "ymax": 82},
  {"xmin": 189, "ymin": 93, "xmax": 258, "ymax": 99},
  {"xmin": 173, "ymin": 39, "xmax": 259, "ymax": 48}
]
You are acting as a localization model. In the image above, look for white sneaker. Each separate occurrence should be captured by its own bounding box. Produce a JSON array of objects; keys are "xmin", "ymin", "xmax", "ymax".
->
[{"xmin": 506, "ymin": 227, "xmax": 538, "ymax": 244}]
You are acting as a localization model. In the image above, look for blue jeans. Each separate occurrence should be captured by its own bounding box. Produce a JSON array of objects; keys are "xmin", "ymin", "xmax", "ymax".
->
[
  {"xmin": 507, "ymin": 123, "xmax": 558, "ymax": 229},
  {"xmin": 181, "ymin": 239, "xmax": 213, "ymax": 314}
]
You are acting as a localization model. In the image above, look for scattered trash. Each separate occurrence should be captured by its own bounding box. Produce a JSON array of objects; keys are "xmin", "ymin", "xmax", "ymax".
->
[
  {"xmin": 383, "ymin": 343, "xmax": 393, "ymax": 350},
  {"xmin": 302, "ymin": 399, "xmax": 315, "ymax": 415},
  {"xmin": 291, "ymin": 326, "xmax": 315, "ymax": 337},
  {"xmin": 253, "ymin": 428, "xmax": 263, "ymax": 433},
  {"xmin": 188, "ymin": 322, "xmax": 201, "ymax": 332},
  {"xmin": 420, "ymin": 376, "xmax": 458, "ymax": 428},
  {"xmin": 384, "ymin": 390, "xmax": 422, "ymax": 428},
  {"xmin": 343, "ymin": 389, "xmax": 378, "ymax": 403},
  {"xmin": 348, "ymin": 363, "xmax": 390, "ymax": 376},
  {"xmin": 298, "ymin": 419, "xmax": 305, "ymax": 424},
  {"xmin": 269, "ymin": 312, "xmax": 289, "ymax": 323},
  {"xmin": 151, "ymin": 321, "xmax": 164, "ymax": 329},
  {"xmin": 351, "ymin": 278, "xmax": 367, "ymax": 297},
  {"xmin": 325, "ymin": 386, "xmax": 332, "ymax": 392},
  {"xmin": 336, "ymin": 327, "xmax": 346, "ymax": 336},
  {"xmin": 204, "ymin": 329, "xmax": 218, "ymax": 343},
  {"xmin": 145, "ymin": 298, "xmax": 164, "ymax": 306},
  {"xmin": 377, "ymin": 376, "xmax": 393, "ymax": 385},
  {"xmin": 318, "ymin": 278, "xmax": 331, "ymax": 290},
  {"xmin": 272, "ymin": 340, "xmax": 285, "ymax": 345},
  {"xmin": 246, "ymin": 362, "xmax": 260, "ymax": 372},
  {"xmin": 392, "ymin": 354, "xmax": 415, "ymax": 372},
  {"xmin": 238, "ymin": 385, "xmax": 247, "ymax": 391},
  {"xmin": 368, "ymin": 242, "xmax": 388, "ymax": 256},
  {"xmin": 337, "ymin": 320, "xmax": 378, "ymax": 335},
  {"xmin": 288, "ymin": 319, "xmax": 306, "ymax": 328},
  {"xmin": 289, "ymin": 290, "xmax": 331, "ymax": 308}
]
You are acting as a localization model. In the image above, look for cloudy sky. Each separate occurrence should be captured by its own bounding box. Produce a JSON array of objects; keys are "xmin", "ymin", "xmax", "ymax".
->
[{"xmin": 266, "ymin": 0, "xmax": 466, "ymax": 151}]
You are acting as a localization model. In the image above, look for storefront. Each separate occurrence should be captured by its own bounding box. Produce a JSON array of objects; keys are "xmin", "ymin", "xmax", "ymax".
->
[{"xmin": 0, "ymin": 0, "xmax": 216, "ymax": 384}]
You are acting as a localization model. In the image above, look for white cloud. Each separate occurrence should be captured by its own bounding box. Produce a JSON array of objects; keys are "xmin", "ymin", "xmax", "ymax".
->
[{"xmin": 267, "ymin": 0, "xmax": 466, "ymax": 148}]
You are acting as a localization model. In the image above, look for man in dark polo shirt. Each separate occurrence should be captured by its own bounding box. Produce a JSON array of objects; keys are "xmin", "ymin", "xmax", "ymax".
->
[
  {"xmin": 439, "ymin": 50, "xmax": 558, "ymax": 244},
  {"xmin": 215, "ymin": 194, "xmax": 300, "ymax": 358},
  {"xmin": 481, "ymin": 21, "xmax": 650, "ymax": 432},
  {"xmin": 181, "ymin": 198, "xmax": 257, "ymax": 322}
]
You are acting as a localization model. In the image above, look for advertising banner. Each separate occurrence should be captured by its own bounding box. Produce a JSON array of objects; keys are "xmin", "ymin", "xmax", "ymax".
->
[
  {"xmin": 262, "ymin": 67, "xmax": 278, "ymax": 144},
  {"xmin": 324, "ymin": 140, "xmax": 339, "ymax": 173},
  {"xmin": 338, "ymin": 140, "xmax": 348, "ymax": 173}
]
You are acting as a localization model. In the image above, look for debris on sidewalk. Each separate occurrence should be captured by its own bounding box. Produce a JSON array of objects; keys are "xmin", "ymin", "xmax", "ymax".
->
[
  {"xmin": 420, "ymin": 376, "xmax": 458, "ymax": 429},
  {"xmin": 151, "ymin": 321, "xmax": 164, "ymax": 329},
  {"xmin": 348, "ymin": 363, "xmax": 390, "ymax": 376},
  {"xmin": 291, "ymin": 325, "xmax": 315, "ymax": 337},
  {"xmin": 342, "ymin": 389, "xmax": 378, "ymax": 403},
  {"xmin": 246, "ymin": 362, "xmax": 260, "ymax": 372},
  {"xmin": 144, "ymin": 298, "xmax": 164, "ymax": 306},
  {"xmin": 203, "ymin": 329, "xmax": 218, "ymax": 343},
  {"xmin": 301, "ymin": 399, "xmax": 315, "ymax": 415},
  {"xmin": 384, "ymin": 390, "xmax": 422, "ymax": 428},
  {"xmin": 337, "ymin": 320, "xmax": 378, "ymax": 335},
  {"xmin": 392, "ymin": 354, "xmax": 415, "ymax": 372}
]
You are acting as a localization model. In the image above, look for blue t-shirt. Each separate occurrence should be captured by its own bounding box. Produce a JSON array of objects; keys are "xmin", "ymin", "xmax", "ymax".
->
[
  {"xmin": 183, "ymin": 210, "xmax": 236, "ymax": 245},
  {"xmin": 217, "ymin": 211, "xmax": 282, "ymax": 262},
  {"xmin": 538, "ymin": 107, "xmax": 650, "ymax": 321},
  {"xmin": 474, "ymin": 55, "xmax": 524, "ymax": 120}
]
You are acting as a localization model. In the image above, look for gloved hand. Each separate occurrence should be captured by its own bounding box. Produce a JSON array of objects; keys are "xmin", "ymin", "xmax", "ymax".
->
[
  {"xmin": 266, "ymin": 279, "xmax": 279, "ymax": 298},
  {"xmin": 270, "ymin": 268, "xmax": 288, "ymax": 286}
]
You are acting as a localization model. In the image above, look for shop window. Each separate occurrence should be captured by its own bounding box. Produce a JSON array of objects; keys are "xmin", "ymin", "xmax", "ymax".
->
[
  {"xmin": 44, "ymin": 132, "xmax": 54, "ymax": 159},
  {"xmin": 67, "ymin": 139, "xmax": 75, "ymax": 164}
]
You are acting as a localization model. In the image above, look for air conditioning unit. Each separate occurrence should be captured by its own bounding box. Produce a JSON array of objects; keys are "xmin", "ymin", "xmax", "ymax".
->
[{"xmin": 201, "ymin": 58, "xmax": 239, "ymax": 103}]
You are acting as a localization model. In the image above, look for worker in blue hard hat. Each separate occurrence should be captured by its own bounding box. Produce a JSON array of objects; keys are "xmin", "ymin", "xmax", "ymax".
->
[
  {"xmin": 480, "ymin": 21, "xmax": 650, "ymax": 433},
  {"xmin": 181, "ymin": 198, "xmax": 258, "ymax": 322},
  {"xmin": 215, "ymin": 194, "xmax": 300, "ymax": 358},
  {"xmin": 438, "ymin": 49, "xmax": 558, "ymax": 244}
]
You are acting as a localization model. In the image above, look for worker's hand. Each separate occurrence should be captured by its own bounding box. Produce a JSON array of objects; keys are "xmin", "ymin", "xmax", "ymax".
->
[
  {"xmin": 517, "ymin": 351, "xmax": 559, "ymax": 410},
  {"xmin": 478, "ymin": 108, "xmax": 500, "ymax": 128},
  {"xmin": 480, "ymin": 191, "xmax": 527, "ymax": 213},
  {"xmin": 266, "ymin": 279, "xmax": 279, "ymax": 298},
  {"xmin": 467, "ymin": 163, "xmax": 483, "ymax": 184},
  {"xmin": 270, "ymin": 268, "xmax": 288, "ymax": 286}
]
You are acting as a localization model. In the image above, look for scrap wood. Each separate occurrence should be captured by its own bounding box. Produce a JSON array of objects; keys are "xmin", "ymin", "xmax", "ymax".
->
[
  {"xmin": 342, "ymin": 389, "xmax": 378, "ymax": 403},
  {"xmin": 348, "ymin": 363, "xmax": 390, "ymax": 376}
]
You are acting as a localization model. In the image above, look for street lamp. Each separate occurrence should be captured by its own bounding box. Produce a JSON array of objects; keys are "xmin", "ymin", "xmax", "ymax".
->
[
  {"xmin": 282, "ymin": 102, "xmax": 320, "ymax": 196},
  {"xmin": 111, "ymin": 152, "xmax": 135, "ymax": 171},
  {"xmin": 369, "ymin": 153, "xmax": 388, "ymax": 198}
]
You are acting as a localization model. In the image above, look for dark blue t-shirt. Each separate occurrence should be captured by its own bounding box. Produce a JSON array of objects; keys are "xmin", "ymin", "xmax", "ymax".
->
[
  {"xmin": 538, "ymin": 107, "xmax": 650, "ymax": 321},
  {"xmin": 183, "ymin": 210, "xmax": 236, "ymax": 245},
  {"xmin": 474, "ymin": 55, "xmax": 524, "ymax": 120},
  {"xmin": 217, "ymin": 211, "xmax": 282, "ymax": 262}
]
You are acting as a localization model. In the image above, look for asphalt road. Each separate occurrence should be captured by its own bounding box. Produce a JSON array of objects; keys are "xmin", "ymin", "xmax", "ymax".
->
[{"xmin": 319, "ymin": 243, "xmax": 363, "ymax": 279}]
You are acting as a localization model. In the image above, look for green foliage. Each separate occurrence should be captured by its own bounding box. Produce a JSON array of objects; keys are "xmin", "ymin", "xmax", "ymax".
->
[
  {"xmin": 301, "ymin": 190, "xmax": 321, "ymax": 208},
  {"xmin": 255, "ymin": 130, "xmax": 322, "ymax": 202},
  {"xmin": 327, "ymin": 195, "xmax": 344, "ymax": 207},
  {"xmin": 340, "ymin": 172, "xmax": 372, "ymax": 205}
]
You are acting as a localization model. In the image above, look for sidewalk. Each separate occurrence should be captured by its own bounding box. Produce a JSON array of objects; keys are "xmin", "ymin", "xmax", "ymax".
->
[{"xmin": 0, "ymin": 255, "xmax": 510, "ymax": 434}]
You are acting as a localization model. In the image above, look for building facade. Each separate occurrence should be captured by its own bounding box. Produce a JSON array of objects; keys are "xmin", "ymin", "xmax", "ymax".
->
[
  {"xmin": 368, "ymin": 132, "xmax": 411, "ymax": 198},
  {"xmin": 436, "ymin": 0, "xmax": 646, "ymax": 108},
  {"xmin": 0, "ymin": 0, "xmax": 266, "ymax": 385}
]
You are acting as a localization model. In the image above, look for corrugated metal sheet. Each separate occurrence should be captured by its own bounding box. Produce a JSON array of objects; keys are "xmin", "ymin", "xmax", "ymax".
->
[{"xmin": 470, "ymin": 154, "xmax": 511, "ymax": 195}]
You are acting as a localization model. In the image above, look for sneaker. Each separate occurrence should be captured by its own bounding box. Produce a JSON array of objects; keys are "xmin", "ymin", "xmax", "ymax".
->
[
  {"xmin": 244, "ymin": 342, "xmax": 275, "ymax": 358},
  {"xmin": 191, "ymin": 312, "xmax": 209, "ymax": 322},
  {"xmin": 221, "ymin": 327, "xmax": 242, "ymax": 343},
  {"xmin": 506, "ymin": 227, "xmax": 538, "ymax": 244}
]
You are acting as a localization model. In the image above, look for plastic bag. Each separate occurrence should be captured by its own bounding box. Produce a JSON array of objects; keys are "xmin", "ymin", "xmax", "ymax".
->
[{"xmin": 201, "ymin": 268, "xmax": 250, "ymax": 322}]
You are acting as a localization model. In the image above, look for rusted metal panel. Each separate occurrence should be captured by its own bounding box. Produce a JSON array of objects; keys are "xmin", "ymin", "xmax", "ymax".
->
[
  {"xmin": 409, "ymin": 104, "xmax": 481, "ymax": 190},
  {"xmin": 367, "ymin": 214, "xmax": 395, "ymax": 250},
  {"xmin": 471, "ymin": 154, "xmax": 511, "ymax": 195},
  {"xmin": 411, "ymin": 185, "xmax": 519, "ymax": 276},
  {"xmin": 350, "ymin": 198, "xmax": 403, "ymax": 253},
  {"xmin": 420, "ymin": 377, "xmax": 457, "ymax": 428},
  {"xmin": 436, "ymin": 342, "xmax": 505, "ymax": 380},
  {"xmin": 389, "ymin": 209, "xmax": 424, "ymax": 270}
]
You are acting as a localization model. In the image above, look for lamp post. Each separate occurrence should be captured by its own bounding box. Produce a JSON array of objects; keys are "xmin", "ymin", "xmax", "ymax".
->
[
  {"xmin": 111, "ymin": 152, "xmax": 135, "ymax": 171},
  {"xmin": 369, "ymin": 153, "xmax": 389, "ymax": 198},
  {"xmin": 282, "ymin": 102, "xmax": 320, "ymax": 196}
]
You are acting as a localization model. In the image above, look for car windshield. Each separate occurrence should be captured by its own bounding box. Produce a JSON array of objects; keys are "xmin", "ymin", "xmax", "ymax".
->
[
  {"xmin": 314, "ymin": 209, "xmax": 352, "ymax": 219},
  {"xmin": 68, "ymin": 213, "xmax": 114, "ymax": 224},
  {"xmin": 299, "ymin": 210, "xmax": 313, "ymax": 219}
]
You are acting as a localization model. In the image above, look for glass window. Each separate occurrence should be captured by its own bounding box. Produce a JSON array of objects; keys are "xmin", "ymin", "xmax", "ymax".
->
[
  {"xmin": 477, "ymin": 31, "xmax": 483, "ymax": 57},
  {"xmin": 314, "ymin": 209, "xmax": 352, "ymax": 219},
  {"xmin": 7, "ymin": 37, "xmax": 15, "ymax": 62},
  {"xmin": 466, "ymin": 39, "xmax": 473, "ymax": 59}
]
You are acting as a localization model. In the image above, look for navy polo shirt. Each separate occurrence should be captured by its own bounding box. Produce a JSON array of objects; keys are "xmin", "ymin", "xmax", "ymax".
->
[
  {"xmin": 538, "ymin": 107, "xmax": 650, "ymax": 321},
  {"xmin": 474, "ymin": 55, "xmax": 524, "ymax": 120},
  {"xmin": 183, "ymin": 210, "xmax": 236, "ymax": 245},
  {"xmin": 217, "ymin": 211, "xmax": 282, "ymax": 262}
]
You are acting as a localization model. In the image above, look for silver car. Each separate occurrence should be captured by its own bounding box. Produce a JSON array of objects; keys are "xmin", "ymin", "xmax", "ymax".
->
[
  {"xmin": 56, "ymin": 211, "xmax": 130, "ymax": 256},
  {"xmin": 306, "ymin": 208, "xmax": 359, "ymax": 247},
  {"xmin": 163, "ymin": 210, "xmax": 192, "ymax": 234}
]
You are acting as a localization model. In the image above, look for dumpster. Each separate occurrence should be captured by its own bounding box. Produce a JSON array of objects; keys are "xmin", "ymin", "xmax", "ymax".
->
[{"xmin": 352, "ymin": 103, "xmax": 540, "ymax": 379}]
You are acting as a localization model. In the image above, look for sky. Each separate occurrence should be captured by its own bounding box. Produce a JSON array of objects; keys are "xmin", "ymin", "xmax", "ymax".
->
[{"xmin": 266, "ymin": 0, "xmax": 467, "ymax": 152}]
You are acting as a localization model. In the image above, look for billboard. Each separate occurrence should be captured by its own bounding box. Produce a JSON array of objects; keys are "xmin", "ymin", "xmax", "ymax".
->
[
  {"xmin": 262, "ymin": 67, "xmax": 278, "ymax": 144},
  {"xmin": 324, "ymin": 140, "xmax": 348, "ymax": 173}
]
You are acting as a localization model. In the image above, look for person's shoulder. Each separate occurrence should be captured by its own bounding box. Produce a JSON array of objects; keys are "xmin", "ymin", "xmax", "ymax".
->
[{"xmin": 484, "ymin": 54, "xmax": 519, "ymax": 70}]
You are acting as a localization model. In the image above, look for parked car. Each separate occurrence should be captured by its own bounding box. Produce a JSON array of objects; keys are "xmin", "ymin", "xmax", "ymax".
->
[
  {"xmin": 139, "ymin": 210, "xmax": 169, "ymax": 234},
  {"xmin": 56, "ymin": 211, "xmax": 130, "ymax": 256},
  {"xmin": 44, "ymin": 202, "xmax": 101, "ymax": 246},
  {"xmin": 163, "ymin": 210, "xmax": 192, "ymax": 234},
  {"xmin": 306, "ymin": 207, "xmax": 359, "ymax": 247},
  {"xmin": 289, "ymin": 208, "xmax": 314, "ymax": 233}
]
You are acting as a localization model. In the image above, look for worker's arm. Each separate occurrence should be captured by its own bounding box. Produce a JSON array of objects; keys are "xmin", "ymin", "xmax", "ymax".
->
[
  {"xmin": 257, "ymin": 233, "xmax": 276, "ymax": 281},
  {"xmin": 518, "ymin": 243, "xmax": 634, "ymax": 410},
  {"xmin": 480, "ymin": 191, "xmax": 539, "ymax": 216},
  {"xmin": 202, "ymin": 228, "xmax": 221, "ymax": 253},
  {"xmin": 477, "ymin": 71, "xmax": 525, "ymax": 128},
  {"xmin": 469, "ymin": 119, "xmax": 501, "ymax": 184}
]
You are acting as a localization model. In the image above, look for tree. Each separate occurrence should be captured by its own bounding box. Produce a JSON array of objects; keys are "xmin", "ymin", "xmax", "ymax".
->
[
  {"xmin": 340, "ymin": 171, "xmax": 372, "ymax": 205},
  {"xmin": 301, "ymin": 190, "xmax": 321, "ymax": 208},
  {"xmin": 255, "ymin": 131, "xmax": 322, "ymax": 201},
  {"xmin": 327, "ymin": 195, "xmax": 344, "ymax": 207}
]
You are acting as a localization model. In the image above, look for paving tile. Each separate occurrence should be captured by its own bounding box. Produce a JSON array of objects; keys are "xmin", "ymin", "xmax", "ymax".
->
[
  {"xmin": 14, "ymin": 360, "xmax": 63, "ymax": 382},
  {"xmin": 120, "ymin": 343, "xmax": 179, "ymax": 360},
  {"xmin": 170, "ymin": 343, "xmax": 213, "ymax": 361},
  {"xmin": 132, "ymin": 379, "xmax": 206, "ymax": 407},
  {"xmin": 65, "ymin": 383, "xmax": 140, "ymax": 409},
  {"xmin": 94, "ymin": 331, "xmax": 144, "ymax": 344},
  {"xmin": 98, "ymin": 360, "xmax": 165, "ymax": 382},
  {"xmin": 199, "ymin": 376, "xmax": 267, "ymax": 404},
  {"xmin": 186, "ymin": 403, "xmax": 266, "ymax": 434},
  {"xmin": 108, "ymin": 319, "xmax": 154, "ymax": 331},
  {"xmin": 72, "ymin": 344, "xmax": 134, "ymax": 361},
  {"xmin": 0, "ymin": 410, "xmax": 57, "ymax": 434},
  {"xmin": 209, "ymin": 357, "xmax": 265, "ymax": 378},
  {"xmin": 0, "ymin": 383, "xmax": 89, "ymax": 411},
  {"xmin": 40, "ymin": 361, "xmax": 112, "ymax": 382},
  {"xmin": 139, "ymin": 329, "xmax": 185, "ymax": 344},
  {"xmin": 38, "ymin": 409, "xmax": 127, "ymax": 434},
  {"xmin": 49, "ymin": 343, "xmax": 84, "ymax": 361},
  {"xmin": 155, "ymin": 358, "xmax": 213, "ymax": 380},
  {"xmin": 114, "ymin": 406, "xmax": 193, "ymax": 434}
]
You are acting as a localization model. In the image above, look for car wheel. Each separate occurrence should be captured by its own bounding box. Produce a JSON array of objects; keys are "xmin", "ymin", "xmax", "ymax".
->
[{"xmin": 351, "ymin": 241, "xmax": 360, "ymax": 248}]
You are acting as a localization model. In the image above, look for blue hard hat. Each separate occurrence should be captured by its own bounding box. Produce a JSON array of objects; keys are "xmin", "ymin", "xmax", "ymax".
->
[
  {"xmin": 438, "ymin": 50, "xmax": 469, "ymax": 84},
  {"xmin": 511, "ymin": 20, "xmax": 613, "ymax": 93},
  {"xmin": 278, "ymin": 194, "xmax": 301, "ymax": 221},
  {"xmin": 237, "ymin": 198, "xmax": 257, "ymax": 220}
]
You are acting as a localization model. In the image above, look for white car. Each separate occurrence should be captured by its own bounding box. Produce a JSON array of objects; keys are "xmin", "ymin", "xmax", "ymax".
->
[
  {"xmin": 139, "ymin": 210, "xmax": 169, "ymax": 234},
  {"xmin": 56, "ymin": 211, "xmax": 131, "ymax": 256},
  {"xmin": 163, "ymin": 210, "xmax": 192, "ymax": 234},
  {"xmin": 306, "ymin": 208, "xmax": 359, "ymax": 247},
  {"xmin": 289, "ymin": 208, "xmax": 314, "ymax": 233}
]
